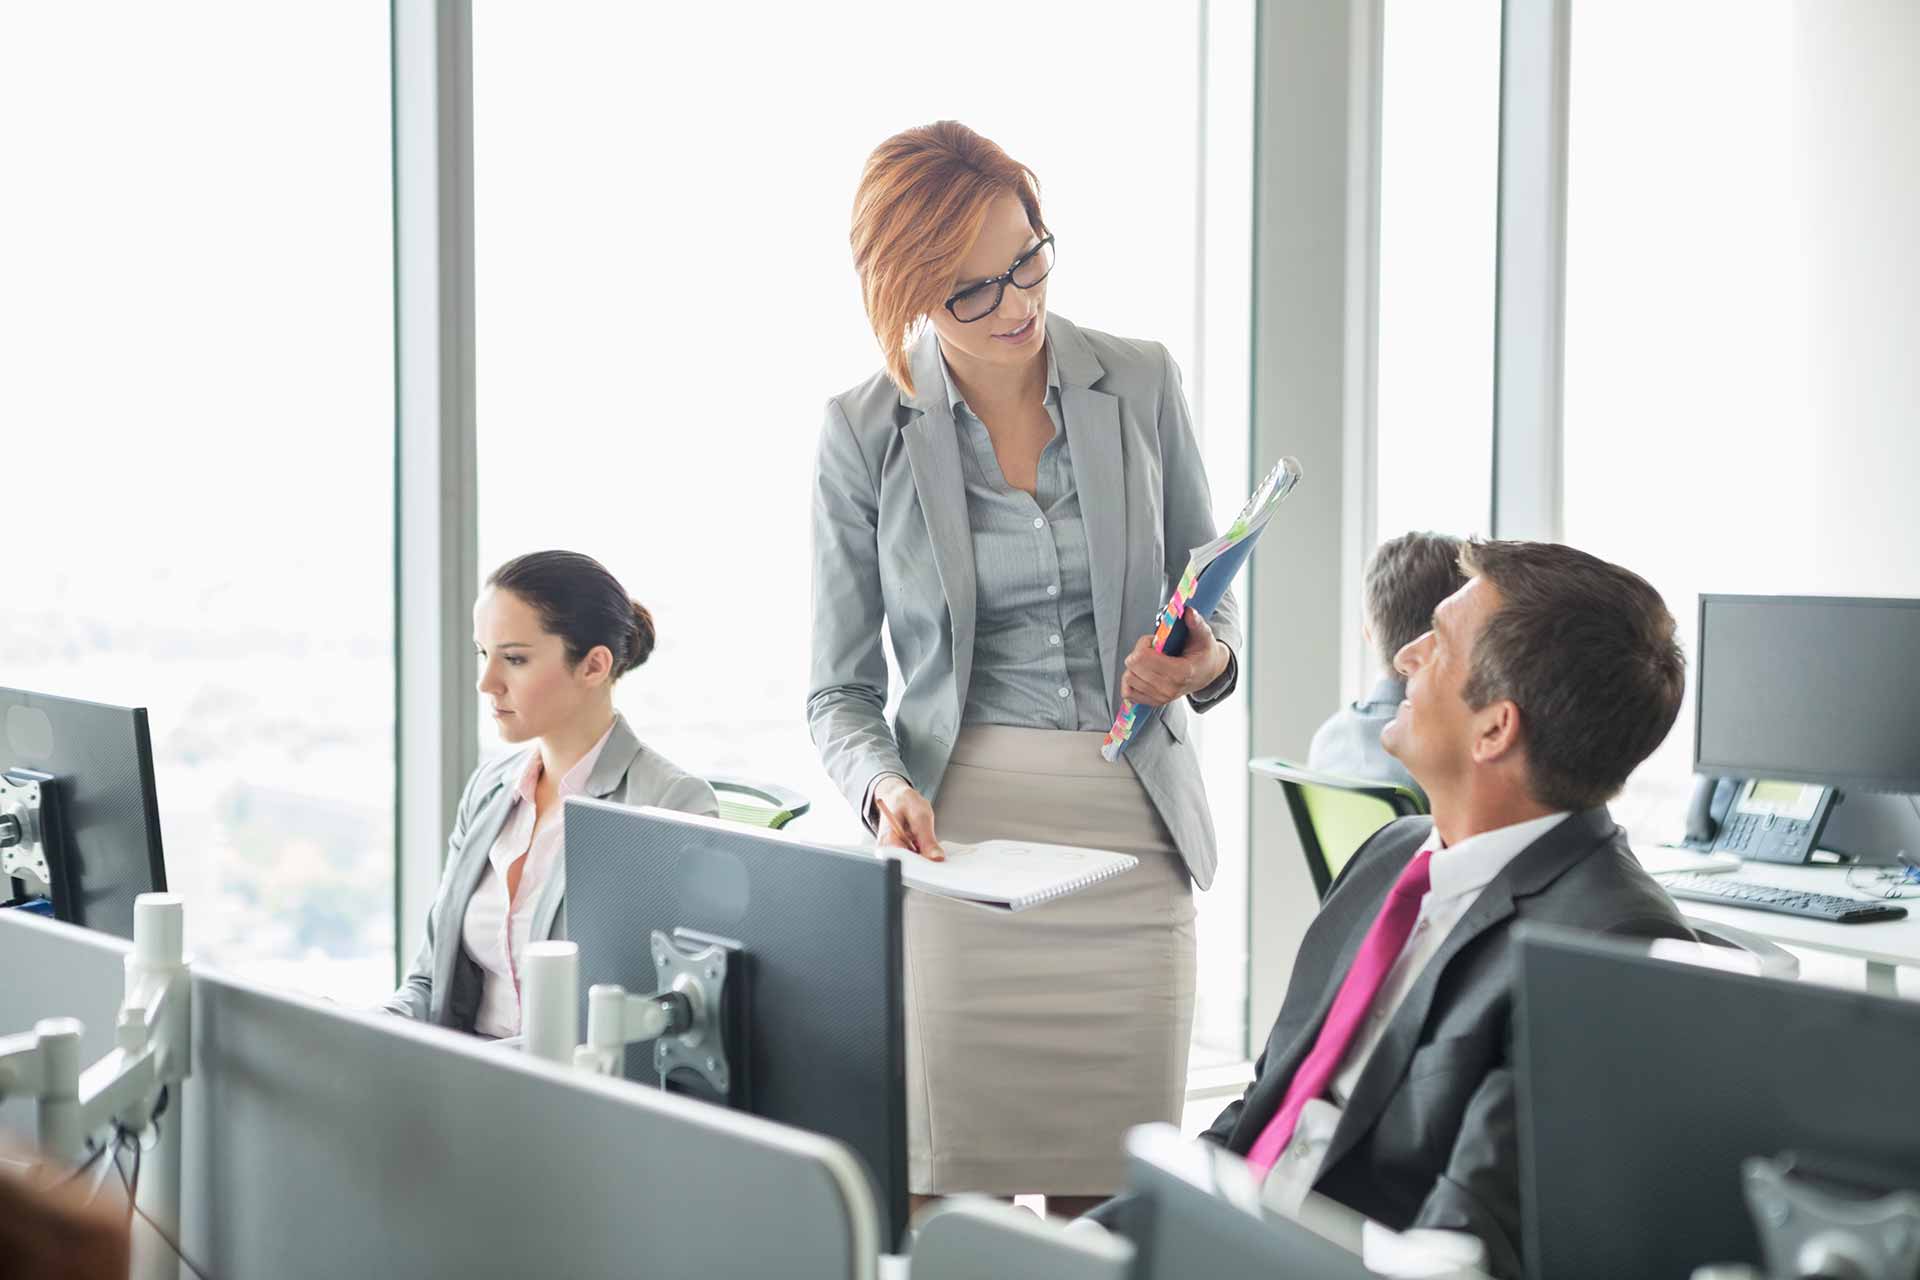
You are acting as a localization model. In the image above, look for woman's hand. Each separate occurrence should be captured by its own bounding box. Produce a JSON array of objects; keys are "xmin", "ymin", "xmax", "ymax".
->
[
  {"xmin": 872, "ymin": 776, "xmax": 945, "ymax": 861},
  {"xmin": 1121, "ymin": 608, "xmax": 1230, "ymax": 707}
]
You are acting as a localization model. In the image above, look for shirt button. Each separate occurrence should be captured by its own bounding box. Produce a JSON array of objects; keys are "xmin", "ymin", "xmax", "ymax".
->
[
  {"xmin": 1046, "ymin": 584, "xmax": 1059, "ymax": 597},
  {"xmin": 1032, "ymin": 516, "xmax": 1045, "ymax": 529},
  {"xmin": 1049, "ymin": 633, "xmax": 1061, "ymax": 646},
  {"xmin": 1292, "ymin": 1140, "xmax": 1311, "ymax": 1160},
  {"xmin": 1057, "ymin": 686, "xmax": 1071, "ymax": 699}
]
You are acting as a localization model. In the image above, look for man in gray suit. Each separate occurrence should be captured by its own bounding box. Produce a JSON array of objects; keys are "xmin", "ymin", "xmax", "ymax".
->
[
  {"xmin": 1088, "ymin": 540, "xmax": 1693, "ymax": 1277},
  {"xmin": 1307, "ymin": 531, "xmax": 1466, "ymax": 805}
]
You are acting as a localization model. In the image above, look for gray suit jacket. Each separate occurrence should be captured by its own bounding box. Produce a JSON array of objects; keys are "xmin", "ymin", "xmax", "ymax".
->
[
  {"xmin": 1307, "ymin": 675, "xmax": 1427, "ymax": 806},
  {"xmin": 1198, "ymin": 808, "xmax": 1690, "ymax": 1277},
  {"xmin": 807, "ymin": 314, "xmax": 1243, "ymax": 888},
  {"xmin": 383, "ymin": 713, "xmax": 718, "ymax": 1031}
]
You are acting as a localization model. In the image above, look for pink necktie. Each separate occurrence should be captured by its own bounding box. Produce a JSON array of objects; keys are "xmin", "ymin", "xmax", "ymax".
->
[{"xmin": 1246, "ymin": 847, "xmax": 1434, "ymax": 1177}]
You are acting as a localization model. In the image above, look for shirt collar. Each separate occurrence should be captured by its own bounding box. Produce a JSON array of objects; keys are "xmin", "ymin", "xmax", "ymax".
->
[
  {"xmin": 1357, "ymin": 674, "xmax": 1407, "ymax": 713},
  {"xmin": 510, "ymin": 718, "xmax": 620, "ymax": 807},
  {"xmin": 937, "ymin": 340, "xmax": 1061, "ymax": 417},
  {"xmin": 1419, "ymin": 810, "xmax": 1571, "ymax": 903}
]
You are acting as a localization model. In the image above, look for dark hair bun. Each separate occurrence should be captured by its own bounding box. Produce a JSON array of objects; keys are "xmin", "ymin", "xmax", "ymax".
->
[
  {"xmin": 484, "ymin": 550, "xmax": 656, "ymax": 683},
  {"xmin": 623, "ymin": 599, "xmax": 657, "ymax": 676}
]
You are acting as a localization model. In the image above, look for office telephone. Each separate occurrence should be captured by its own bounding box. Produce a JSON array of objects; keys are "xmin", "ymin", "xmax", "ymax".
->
[{"xmin": 1682, "ymin": 774, "xmax": 1838, "ymax": 864}]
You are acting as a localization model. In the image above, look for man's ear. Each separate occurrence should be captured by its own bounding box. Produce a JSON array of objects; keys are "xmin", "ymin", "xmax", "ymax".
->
[{"xmin": 1471, "ymin": 699, "xmax": 1523, "ymax": 766}]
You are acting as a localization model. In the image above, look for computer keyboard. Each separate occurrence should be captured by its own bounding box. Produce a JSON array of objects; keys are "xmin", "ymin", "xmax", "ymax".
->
[{"xmin": 1661, "ymin": 873, "xmax": 1909, "ymax": 924}]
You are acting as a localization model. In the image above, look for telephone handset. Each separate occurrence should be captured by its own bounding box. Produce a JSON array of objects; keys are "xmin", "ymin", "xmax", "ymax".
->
[{"xmin": 1681, "ymin": 774, "xmax": 1839, "ymax": 864}]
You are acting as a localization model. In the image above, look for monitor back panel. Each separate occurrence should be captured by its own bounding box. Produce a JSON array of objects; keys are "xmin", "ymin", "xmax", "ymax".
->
[
  {"xmin": 564, "ymin": 801, "xmax": 908, "ymax": 1246},
  {"xmin": 182, "ymin": 970, "xmax": 878, "ymax": 1279},
  {"xmin": 0, "ymin": 687, "xmax": 166, "ymax": 939},
  {"xmin": 3, "ymin": 908, "xmax": 879, "ymax": 1279},
  {"xmin": 1517, "ymin": 927, "xmax": 1920, "ymax": 1279}
]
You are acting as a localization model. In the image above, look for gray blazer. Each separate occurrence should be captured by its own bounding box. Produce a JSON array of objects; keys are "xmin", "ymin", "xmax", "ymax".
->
[
  {"xmin": 807, "ymin": 313, "xmax": 1242, "ymax": 888},
  {"xmin": 1307, "ymin": 675, "xmax": 1427, "ymax": 807},
  {"xmin": 383, "ymin": 713, "xmax": 718, "ymax": 1031}
]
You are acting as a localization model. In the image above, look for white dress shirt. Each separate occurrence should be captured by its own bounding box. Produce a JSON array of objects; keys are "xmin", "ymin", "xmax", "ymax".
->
[
  {"xmin": 1261, "ymin": 810, "xmax": 1569, "ymax": 1217},
  {"xmin": 461, "ymin": 723, "xmax": 616, "ymax": 1039}
]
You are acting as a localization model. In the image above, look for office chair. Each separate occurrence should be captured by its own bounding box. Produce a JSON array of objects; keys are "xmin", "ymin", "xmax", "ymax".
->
[
  {"xmin": 1249, "ymin": 758, "xmax": 1427, "ymax": 900},
  {"xmin": 707, "ymin": 775, "xmax": 811, "ymax": 830},
  {"xmin": 1679, "ymin": 916, "xmax": 1801, "ymax": 981}
]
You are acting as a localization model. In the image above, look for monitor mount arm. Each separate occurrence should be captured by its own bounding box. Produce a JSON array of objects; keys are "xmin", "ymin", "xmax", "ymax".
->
[
  {"xmin": 522, "ymin": 929, "xmax": 745, "ymax": 1105},
  {"xmin": 0, "ymin": 893, "xmax": 191, "ymax": 1280},
  {"xmin": 1743, "ymin": 1153, "xmax": 1920, "ymax": 1280}
]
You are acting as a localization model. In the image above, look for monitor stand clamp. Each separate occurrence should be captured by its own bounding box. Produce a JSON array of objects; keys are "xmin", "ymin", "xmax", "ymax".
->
[
  {"xmin": 0, "ymin": 768, "xmax": 61, "ymax": 905},
  {"xmin": 571, "ymin": 928, "xmax": 749, "ymax": 1108},
  {"xmin": 1738, "ymin": 1153, "xmax": 1920, "ymax": 1280}
]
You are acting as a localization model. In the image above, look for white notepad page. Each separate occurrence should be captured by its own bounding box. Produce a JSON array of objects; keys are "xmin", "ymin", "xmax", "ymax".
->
[{"xmin": 893, "ymin": 839, "xmax": 1139, "ymax": 911}]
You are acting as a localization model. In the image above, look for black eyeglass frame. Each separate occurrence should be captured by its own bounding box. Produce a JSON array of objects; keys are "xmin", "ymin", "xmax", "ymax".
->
[{"xmin": 942, "ymin": 235, "xmax": 1056, "ymax": 323}]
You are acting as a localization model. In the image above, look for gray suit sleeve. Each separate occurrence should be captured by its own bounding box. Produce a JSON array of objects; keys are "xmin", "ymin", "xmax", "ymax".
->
[
  {"xmin": 1408, "ymin": 1064, "xmax": 1523, "ymax": 1279},
  {"xmin": 806, "ymin": 396, "xmax": 911, "ymax": 816},
  {"xmin": 382, "ymin": 767, "xmax": 484, "ymax": 1020},
  {"xmin": 1156, "ymin": 343, "xmax": 1241, "ymax": 710}
]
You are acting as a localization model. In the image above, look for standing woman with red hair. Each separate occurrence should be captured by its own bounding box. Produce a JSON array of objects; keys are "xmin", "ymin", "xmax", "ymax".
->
[{"xmin": 808, "ymin": 122, "xmax": 1243, "ymax": 1213}]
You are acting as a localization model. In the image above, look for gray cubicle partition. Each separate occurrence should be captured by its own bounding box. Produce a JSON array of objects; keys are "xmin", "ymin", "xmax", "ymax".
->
[
  {"xmin": 0, "ymin": 909, "xmax": 883, "ymax": 1280},
  {"xmin": 0, "ymin": 908, "xmax": 128, "ymax": 1144},
  {"xmin": 909, "ymin": 1197, "xmax": 1134, "ymax": 1280}
]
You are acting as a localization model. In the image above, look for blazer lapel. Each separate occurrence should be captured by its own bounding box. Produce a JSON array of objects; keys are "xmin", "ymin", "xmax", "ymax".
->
[
  {"xmin": 901, "ymin": 336, "xmax": 978, "ymax": 716},
  {"xmin": 528, "ymin": 715, "xmax": 645, "ymax": 943},
  {"xmin": 1319, "ymin": 886, "xmax": 1519, "ymax": 1174},
  {"xmin": 433, "ymin": 771, "xmax": 518, "ymax": 1010},
  {"xmin": 1052, "ymin": 316, "xmax": 1126, "ymax": 706},
  {"xmin": 1317, "ymin": 808, "xmax": 1619, "ymax": 1173},
  {"xmin": 1231, "ymin": 820, "xmax": 1434, "ymax": 1150}
]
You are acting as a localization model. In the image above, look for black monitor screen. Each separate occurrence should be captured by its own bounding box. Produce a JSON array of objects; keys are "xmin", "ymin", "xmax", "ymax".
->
[{"xmin": 1695, "ymin": 595, "xmax": 1920, "ymax": 792}]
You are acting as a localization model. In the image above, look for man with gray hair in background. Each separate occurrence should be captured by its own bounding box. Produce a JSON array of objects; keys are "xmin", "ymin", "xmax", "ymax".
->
[{"xmin": 1309, "ymin": 532, "xmax": 1467, "ymax": 805}]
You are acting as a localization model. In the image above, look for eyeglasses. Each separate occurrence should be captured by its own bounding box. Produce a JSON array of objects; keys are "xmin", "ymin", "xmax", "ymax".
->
[{"xmin": 944, "ymin": 235, "xmax": 1056, "ymax": 323}]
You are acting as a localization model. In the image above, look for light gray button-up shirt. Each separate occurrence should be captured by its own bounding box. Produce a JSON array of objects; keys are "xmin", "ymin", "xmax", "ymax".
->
[{"xmin": 940, "ymin": 350, "xmax": 1110, "ymax": 732}]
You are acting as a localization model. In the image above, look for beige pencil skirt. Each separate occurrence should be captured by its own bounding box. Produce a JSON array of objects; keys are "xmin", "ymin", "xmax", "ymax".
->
[{"xmin": 907, "ymin": 725, "xmax": 1198, "ymax": 1195}]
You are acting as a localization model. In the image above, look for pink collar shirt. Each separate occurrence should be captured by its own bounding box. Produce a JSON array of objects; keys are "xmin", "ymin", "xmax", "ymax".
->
[{"xmin": 461, "ymin": 721, "xmax": 616, "ymax": 1039}]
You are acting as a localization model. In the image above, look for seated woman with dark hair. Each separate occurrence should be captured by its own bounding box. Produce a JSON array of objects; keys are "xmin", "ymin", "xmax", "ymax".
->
[{"xmin": 384, "ymin": 551, "xmax": 717, "ymax": 1037}]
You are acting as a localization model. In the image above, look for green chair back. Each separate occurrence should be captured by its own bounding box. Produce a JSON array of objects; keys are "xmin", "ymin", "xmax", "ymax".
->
[
  {"xmin": 707, "ymin": 775, "xmax": 812, "ymax": 831},
  {"xmin": 1249, "ymin": 758, "xmax": 1426, "ymax": 900}
]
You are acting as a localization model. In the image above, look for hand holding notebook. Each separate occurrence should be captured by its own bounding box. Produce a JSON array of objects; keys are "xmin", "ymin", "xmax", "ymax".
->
[{"xmin": 888, "ymin": 838, "xmax": 1138, "ymax": 911}]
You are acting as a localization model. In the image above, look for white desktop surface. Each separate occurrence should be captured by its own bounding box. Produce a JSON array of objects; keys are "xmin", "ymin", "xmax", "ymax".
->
[{"xmin": 1645, "ymin": 855, "xmax": 1920, "ymax": 985}]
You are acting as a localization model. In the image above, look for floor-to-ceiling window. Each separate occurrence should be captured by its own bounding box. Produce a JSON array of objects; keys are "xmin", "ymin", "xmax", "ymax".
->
[
  {"xmin": 0, "ymin": 5, "xmax": 396, "ymax": 996},
  {"xmin": 1374, "ymin": 0, "xmax": 1502, "ymax": 552}
]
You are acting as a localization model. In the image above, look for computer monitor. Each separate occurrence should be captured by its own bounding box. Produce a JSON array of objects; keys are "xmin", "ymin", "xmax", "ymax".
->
[
  {"xmin": 563, "ymin": 802, "xmax": 908, "ymax": 1250},
  {"xmin": 0, "ymin": 687, "xmax": 167, "ymax": 940},
  {"xmin": 1696, "ymin": 594, "xmax": 1920, "ymax": 794},
  {"xmin": 1122, "ymin": 1124, "xmax": 1379, "ymax": 1279},
  {"xmin": 1516, "ymin": 924, "xmax": 1920, "ymax": 1279}
]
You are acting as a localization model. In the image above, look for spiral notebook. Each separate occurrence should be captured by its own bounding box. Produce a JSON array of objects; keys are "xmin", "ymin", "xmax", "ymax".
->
[{"xmin": 894, "ymin": 839, "xmax": 1139, "ymax": 911}]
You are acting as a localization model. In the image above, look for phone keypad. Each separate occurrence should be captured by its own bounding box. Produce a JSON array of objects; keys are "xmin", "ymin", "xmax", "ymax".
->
[{"xmin": 1720, "ymin": 810, "xmax": 1812, "ymax": 860}]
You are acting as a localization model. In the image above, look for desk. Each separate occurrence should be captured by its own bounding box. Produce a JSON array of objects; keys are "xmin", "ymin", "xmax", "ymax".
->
[{"xmin": 1656, "ymin": 860, "xmax": 1920, "ymax": 996}]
